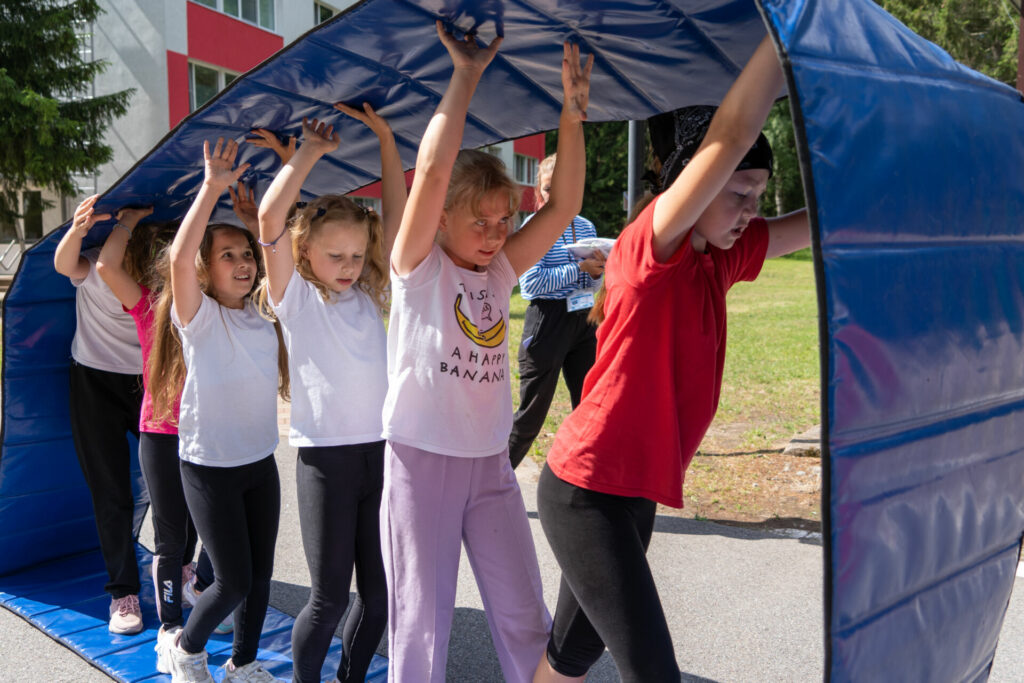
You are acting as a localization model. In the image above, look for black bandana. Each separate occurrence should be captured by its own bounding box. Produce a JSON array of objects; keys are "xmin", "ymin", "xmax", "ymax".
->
[{"xmin": 647, "ymin": 105, "xmax": 773, "ymax": 193}]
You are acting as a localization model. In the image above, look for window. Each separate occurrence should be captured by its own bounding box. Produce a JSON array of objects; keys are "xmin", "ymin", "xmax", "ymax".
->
[
  {"xmin": 0, "ymin": 192, "xmax": 43, "ymax": 243},
  {"xmin": 189, "ymin": 62, "xmax": 239, "ymax": 111},
  {"xmin": 349, "ymin": 196, "xmax": 382, "ymax": 214},
  {"xmin": 315, "ymin": 1, "xmax": 337, "ymax": 24},
  {"xmin": 514, "ymin": 154, "xmax": 538, "ymax": 186},
  {"xmin": 22, "ymin": 192, "xmax": 43, "ymax": 242},
  {"xmin": 192, "ymin": 0, "xmax": 274, "ymax": 31},
  {"xmin": 480, "ymin": 144, "xmax": 503, "ymax": 159}
]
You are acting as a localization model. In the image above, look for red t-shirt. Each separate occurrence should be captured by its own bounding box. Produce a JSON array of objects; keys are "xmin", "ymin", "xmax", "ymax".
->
[
  {"xmin": 546, "ymin": 197, "xmax": 769, "ymax": 507},
  {"xmin": 126, "ymin": 285, "xmax": 179, "ymax": 434}
]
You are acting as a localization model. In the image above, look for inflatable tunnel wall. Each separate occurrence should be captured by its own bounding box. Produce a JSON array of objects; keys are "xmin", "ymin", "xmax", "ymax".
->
[
  {"xmin": 2, "ymin": 0, "xmax": 1023, "ymax": 680},
  {"xmin": 761, "ymin": 0, "xmax": 1024, "ymax": 679}
]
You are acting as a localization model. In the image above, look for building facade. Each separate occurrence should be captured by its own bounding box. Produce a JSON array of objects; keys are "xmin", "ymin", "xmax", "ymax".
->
[{"xmin": 24, "ymin": 0, "xmax": 544, "ymax": 254}]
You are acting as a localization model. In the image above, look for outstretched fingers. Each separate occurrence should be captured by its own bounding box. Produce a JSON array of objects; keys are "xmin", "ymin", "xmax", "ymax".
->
[
  {"xmin": 204, "ymin": 137, "xmax": 250, "ymax": 187},
  {"xmin": 562, "ymin": 42, "xmax": 594, "ymax": 123}
]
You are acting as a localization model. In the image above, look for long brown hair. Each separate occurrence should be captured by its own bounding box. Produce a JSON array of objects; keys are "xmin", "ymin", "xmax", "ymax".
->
[
  {"xmin": 123, "ymin": 221, "xmax": 179, "ymax": 290},
  {"xmin": 587, "ymin": 193, "xmax": 657, "ymax": 326},
  {"xmin": 149, "ymin": 224, "xmax": 290, "ymax": 424},
  {"xmin": 255, "ymin": 195, "xmax": 389, "ymax": 316}
]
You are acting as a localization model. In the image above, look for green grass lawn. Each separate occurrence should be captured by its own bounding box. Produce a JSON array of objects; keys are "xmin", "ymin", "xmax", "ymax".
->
[{"xmin": 507, "ymin": 253, "xmax": 820, "ymax": 460}]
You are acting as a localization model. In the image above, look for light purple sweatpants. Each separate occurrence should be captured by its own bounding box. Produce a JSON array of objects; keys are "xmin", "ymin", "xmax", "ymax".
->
[{"xmin": 380, "ymin": 441, "xmax": 551, "ymax": 683}]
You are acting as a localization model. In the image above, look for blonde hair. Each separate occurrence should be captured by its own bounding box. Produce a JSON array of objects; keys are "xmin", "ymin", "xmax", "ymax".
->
[
  {"xmin": 537, "ymin": 153, "xmax": 557, "ymax": 184},
  {"xmin": 445, "ymin": 149, "xmax": 521, "ymax": 216},
  {"xmin": 149, "ymin": 224, "xmax": 290, "ymax": 423}
]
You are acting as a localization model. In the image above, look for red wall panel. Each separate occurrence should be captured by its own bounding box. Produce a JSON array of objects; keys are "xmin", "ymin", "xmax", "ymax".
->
[
  {"xmin": 167, "ymin": 50, "xmax": 191, "ymax": 128},
  {"xmin": 514, "ymin": 133, "xmax": 546, "ymax": 160},
  {"xmin": 186, "ymin": 2, "xmax": 283, "ymax": 73}
]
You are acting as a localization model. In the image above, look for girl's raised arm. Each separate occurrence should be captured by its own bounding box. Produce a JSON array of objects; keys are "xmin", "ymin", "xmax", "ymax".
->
[
  {"xmin": 652, "ymin": 35, "xmax": 784, "ymax": 262},
  {"xmin": 391, "ymin": 21, "xmax": 502, "ymax": 276},
  {"xmin": 257, "ymin": 117, "xmax": 340, "ymax": 304},
  {"xmin": 170, "ymin": 138, "xmax": 249, "ymax": 325},
  {"xmin": 96, "ymin": 206, "xmax": 154, "ymax": 309},
  {"xmin": 54, "ymin": 194, "xmax": 109, "ymax": 280},
  {"xmin": 504, "ymin": 42, "xmax": 592, "ymax": 277},
  {"xmin": 335, "ymin": 102, "xmax": 407, "ymax": 262}
]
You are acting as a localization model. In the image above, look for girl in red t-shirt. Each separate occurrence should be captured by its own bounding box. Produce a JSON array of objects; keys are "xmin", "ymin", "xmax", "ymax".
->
[{"xmin": 534, "ymin": 35, "xmax": 811, "ymax": 682}]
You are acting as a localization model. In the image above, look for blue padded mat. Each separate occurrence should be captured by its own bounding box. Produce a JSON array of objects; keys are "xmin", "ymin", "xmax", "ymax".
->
[{"xmin": 0, "ymin": 545, "xmax": 388, "ymax": 682}]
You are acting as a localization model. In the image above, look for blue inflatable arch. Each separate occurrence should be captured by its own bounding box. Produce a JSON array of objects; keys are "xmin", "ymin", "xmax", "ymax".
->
[{"xmin": 2, "ymin": 1, "xmax": 1022, "ymax": 680}]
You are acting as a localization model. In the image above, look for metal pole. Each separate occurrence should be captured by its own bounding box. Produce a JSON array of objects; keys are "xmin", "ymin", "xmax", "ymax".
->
[{"xmin": 626, "ymin": 120, "xmax": 645, "ymax": 218}]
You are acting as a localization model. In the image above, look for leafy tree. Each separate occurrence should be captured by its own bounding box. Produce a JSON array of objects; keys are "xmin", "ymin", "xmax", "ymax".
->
[
  {"xmin": 880, "ymin": 0, "xmax": 1019, "ymax": 85},
  {"xmin": 0, "ymin": 0, "xmax": 132, "ymax": 228},
  {"xmin": 546, "ymin": 120, "xmax": 629, "ymax": 236},
  {"xmin": 760, "ymin": 99, "xmax": 804, "ymax": 217},
  {"xmin": 760, "ymin": 0, "xmax": 1020, "ymax": 218}
]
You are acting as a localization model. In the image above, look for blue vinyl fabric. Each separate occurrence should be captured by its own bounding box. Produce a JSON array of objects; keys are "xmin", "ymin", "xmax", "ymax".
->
[
  {"xmin": 0, "ymin": 545, "xmax": 387, "ymax": 682},
  {"xmin": 2, "ymin": 0, "xmax": 1023, "ymax": 681},
  {"xmin": 760, "ymin": 0, "xmax": 1024, "ymax": 680},
  {"xmin": 0, "ymin": 0, "xmax": 766, "ymax": 571}
]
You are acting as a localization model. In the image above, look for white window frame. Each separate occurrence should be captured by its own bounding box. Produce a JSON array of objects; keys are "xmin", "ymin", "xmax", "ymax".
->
[
  {"xmin": 349, "ymin": 196, "xmax": 382, "ymax": 214},
  {"xmin": 514, "ymin": 153, "xmax": 538, "ymax": 186},
  {"xmin": 189, "ymin": 0, "xmax": 275, "ymax": 32},
  {"xmin": 315, "ymin": 1, "xmax": 338, "ymax": 24},
  {"xmin": 189, "ymin": 61, "xmax": 240, "ymax": 111}
]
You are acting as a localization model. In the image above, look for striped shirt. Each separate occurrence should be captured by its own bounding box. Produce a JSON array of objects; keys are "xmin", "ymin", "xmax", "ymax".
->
[{"xmin": 518, "ymin": 215, "xmax": 599, "ymax": 301}]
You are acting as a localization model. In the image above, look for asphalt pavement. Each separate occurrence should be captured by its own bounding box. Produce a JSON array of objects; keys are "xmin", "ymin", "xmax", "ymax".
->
[{"xmin": 2, "ymin": 445, "xmax": 1022, "ymax": 682}]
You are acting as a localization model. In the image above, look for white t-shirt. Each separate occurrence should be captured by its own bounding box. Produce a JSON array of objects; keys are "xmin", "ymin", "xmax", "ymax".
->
[
  {"xmin": 273, "ymin": 270, "xmax": 388, "ymax": 447},
  {"xmin": 172, "ymin": 293, "xmax": 279, "ymax": 467},
  {"xmin": 382, "ymin": 243, "xmax": 518, "ymax": 458},
  {"xmin": 70, "ymin": 248, "xmax": 143, "ymax": 374}
]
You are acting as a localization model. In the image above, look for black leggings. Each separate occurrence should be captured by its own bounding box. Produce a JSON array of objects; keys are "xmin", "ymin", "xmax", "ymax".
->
[
  {"xmin": 179, "ymin": 454, "xmax": 280, "ymax": 666},
  {"xmin": 291, "ymin": 442, "xmax": 388, "ymax": 683},
  {"xmin": 139, "ymin": 432, "xmax": 198, "ymax": 627},
  {"xmin": 537, "ymin": 465, "xmax": 680, "ymax": 682},
  {"xmin": 508, "ymin": 300, "xmax": 596, "ymax": 469},
  {"xmin": 68, "ymin": 361, "xmax": 144, "ymax": 598}
]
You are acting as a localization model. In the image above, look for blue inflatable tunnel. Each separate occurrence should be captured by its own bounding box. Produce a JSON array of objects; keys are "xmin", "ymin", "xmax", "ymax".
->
[{"xmin": 2, "ymin": 0, "xmax": 1022, "ymax": 680}]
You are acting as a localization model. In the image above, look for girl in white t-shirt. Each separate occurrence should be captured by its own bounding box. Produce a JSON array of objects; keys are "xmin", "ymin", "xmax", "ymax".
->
[
  {"xmin": 53, "ymin": 196, "xmax": 146, "ymax": 636},
  {"xmin": 255, "ymin": 105, "xmax": 405, "ymax": 683},
  {"xmin": 380, "ymin": 23, "xmax": 592, "ymax": 682},
  {"xmin": 160, "ymin": 138, "xmax": 289, "ymax": 683}
]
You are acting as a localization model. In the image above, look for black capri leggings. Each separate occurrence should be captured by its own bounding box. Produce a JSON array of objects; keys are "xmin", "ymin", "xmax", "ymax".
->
[
  {"xmin": 179, "ymin": 454, "xmax": 280, "ymax": 667},
  {"xmin": 138, "ymin": 432, "xmax": 198, "ymax": 628},
  {"xmin": 537, "ymin": 464, "xmax": 680, "ymax": 682},
  {"xmin": 291, "ymin": 442, "xmax": 388, "ymax": 683}
]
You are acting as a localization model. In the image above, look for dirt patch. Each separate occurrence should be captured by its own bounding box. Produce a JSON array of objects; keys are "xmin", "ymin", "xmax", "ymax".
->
[{"xmin": 531, "ymin": 424, "xmax": 823, "ymax": 534}]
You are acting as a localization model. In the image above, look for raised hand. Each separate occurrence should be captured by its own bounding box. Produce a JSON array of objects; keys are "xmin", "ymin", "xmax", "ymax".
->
[
  {"xmin": 247, "ymin": 128, "xmax": 297, "ymax": 165},
  {"xmin": 116, "ymin": 206, "xmax": 154, "ymax": 231},
  {"xmin": 579, "ymin": 249, "xmax": 606, "ymax": 278},
  {"xmin": 435, "ymin": 19, "xmax": 502, "ymax": 75},
  {"xmin": 562, "ymin": 42, "xmax": 594, "ymax": 124},
  {"xmin": 203, "ymin": 137, "xmax": 249, "ymax": 191},
  {"xmin": 229, "ymin": 183, "xmax": 259, "ymax": 234},
  {"xmin": 300, "ymin": 117, "xmax": 340, "ymax": 156},
  {"xmin": 71, "ymin": 195, "xmax": 112, "ymax": 237},
  {"xmin": 334, "ymin": 101, "xmax": 392, "ymax": 140}
]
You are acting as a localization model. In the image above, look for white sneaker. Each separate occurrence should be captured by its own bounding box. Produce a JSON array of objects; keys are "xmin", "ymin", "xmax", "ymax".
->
[
  {"xmin": 108, "ymin": 594, "xmax": 143, "ymax": 634},
  {"xmin": 155, "ymin": 625, "xmax": 181, "ymax": 674},
  {"xmin": 167, "ymin": 638, "xmax": 214, "ymax": 683},
  {"xmin": 222, "ymin": 659, "xmax": 278, "ymax": 682},
  {"xmin": 181, "ymin": 576, "xmax": 200, "ymax": 609}
]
